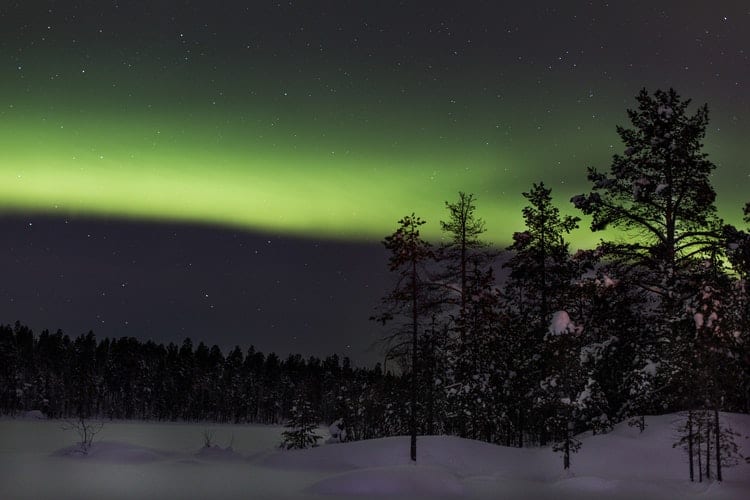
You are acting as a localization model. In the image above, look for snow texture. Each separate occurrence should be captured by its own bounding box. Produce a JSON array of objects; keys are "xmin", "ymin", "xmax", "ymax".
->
[
  {"xmin": 22, "ymin": 410, "xmax": 46, "ymax": 420},
  {"xmin": 549, "ymin": 310, "xmax": 578, "ymax": 336},
  {"xmin": 0, "ymin": 414, "xmax": 748, "ymax": 499}
]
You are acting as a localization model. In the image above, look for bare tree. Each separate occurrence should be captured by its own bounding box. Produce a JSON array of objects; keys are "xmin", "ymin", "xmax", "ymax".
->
[
  {"xmin": 61, "ymin": 416, "xmax": 103, "ymax": 455},
  {"xmin": 202, "ymin": 428, "xmax": 215, "ymax": 448}
]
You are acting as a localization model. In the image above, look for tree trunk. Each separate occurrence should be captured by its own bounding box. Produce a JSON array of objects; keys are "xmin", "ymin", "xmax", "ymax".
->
[
  {"xmin": 697, "ymin": 422, "xmax": 702, "ymax": 483},
  {"xmin": 705, "ymin": 419, "xmax": 711, "ymax": 480},
  {"xmin": 688, "ymin": 410, "xmax": 694, "ymax": 482},
  {"xmin": 714, "ymin": 408, "xmax": 722, "ymax": 481},
  {"xmin": 410, "ymin": 258, "xmax": 418, "ymax": 462},
  {"xmin": 426, "ymin": 318, "xmax": 436, "ymax": 436}
]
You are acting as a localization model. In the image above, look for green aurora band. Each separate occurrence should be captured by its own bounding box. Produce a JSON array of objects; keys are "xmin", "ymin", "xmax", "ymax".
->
[{"xmin": 1, "ymin": 61, "xmax": 748, "ymax": 248}]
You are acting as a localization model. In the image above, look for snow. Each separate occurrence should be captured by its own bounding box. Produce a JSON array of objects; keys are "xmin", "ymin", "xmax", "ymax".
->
[
  {"xmin": 549, "ymin": 310, "xmax": 578, "ymax": 336},
  {"xmin": 576, "ymin": 387, "xmax": 592, "ymax": 406},
  {"xmin": 0, "ymin": 414, "xmax": 748, "ymax": 499},
  {"xmin": 53, "ymin": 440, "xmax": 176, "ymax": 463},
  {"xmin": 642, "ymin": 359, "xmax": 659, "ymax": 377},
  {"xmin": 602, "ymin": 274, "xmax": 617, "ymax": 287},
  {"xmin": 22, "ymin": 409, "xmax": 46, "ymax": 419},
  {"xmin": 195, "ymin": 444, "xmax": 245, "ymax": 461},
  {"xmin": 308, "ymin": 465, "xmax": 465, "ymax": 497},
  {"xmin": 657, "ymin": 104, "xmax": 674, "ymax": 117},
  {"xmin": 326, "ymin": 419, "xmax": 346, "ymax": 444},
  {"xmin": 695, "ymin": 312, "xmax": 705, "ymax": 329}
]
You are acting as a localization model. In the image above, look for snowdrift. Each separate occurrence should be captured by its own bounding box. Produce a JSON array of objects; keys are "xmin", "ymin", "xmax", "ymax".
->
[
  {"xmin": 0, "ymin": 413, "xmax": 747, "ymax": 499},
  {"xmin": 261, "ymin": 413, "xmax": 750, "ymax": 499}
]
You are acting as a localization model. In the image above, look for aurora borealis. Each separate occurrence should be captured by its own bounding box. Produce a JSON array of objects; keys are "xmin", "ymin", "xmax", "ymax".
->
[
  {"xmin": 2, "ymin": 1, "xmax": 749, "ymax": 361},
  {"xmin": 3, "ymin": 1, "xmax": 748, "ymax": 245}
]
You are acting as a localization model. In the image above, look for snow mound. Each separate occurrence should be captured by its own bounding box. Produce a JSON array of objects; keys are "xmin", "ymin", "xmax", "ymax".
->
[
  {"xmin": 261, "ymin": 435, "xmax": 528, "ymax": 476},
  {"xmin": 22, "ymin": 409, "xmax": 46, "ymax": 419},
  {"xmin": 10, "ymin": 413, "xmax": 747, "ymax": 499},
  {"xmin": 555, "ymin": 475, "xmax": 620, "ymax": 492},
  {"xmin": 262, "ymin": 412, "xmax": 750, "ymax": 494},
  {"xmin": 307, "ymin": 465, "xmax": 464, "ymax": 497},
  {"xmin": 53, "ymin": 440, "xmax": 174, "ymax": 464},
  {"xmin": 195, "ymin": 445, "xmax": 245, "ymax": 461}
]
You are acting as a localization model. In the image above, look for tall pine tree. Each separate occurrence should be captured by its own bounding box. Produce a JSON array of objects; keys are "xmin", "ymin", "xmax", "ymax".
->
[
  {"xmin": 372, "ymin": 214, "xmax": 435, "ymax": 462},
  {"xmin": 572, "ymin": 88, "xmax": 724, "ymax": 414},
  {"xmin": 502, "ymin": 182, "xmax": 579, "ymax": 446}
]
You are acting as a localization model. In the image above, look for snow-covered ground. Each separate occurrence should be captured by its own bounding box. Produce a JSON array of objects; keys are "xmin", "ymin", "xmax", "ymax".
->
[{"xmin": 0, "ymin": 413, "xmax": 748, "ymax": 499}]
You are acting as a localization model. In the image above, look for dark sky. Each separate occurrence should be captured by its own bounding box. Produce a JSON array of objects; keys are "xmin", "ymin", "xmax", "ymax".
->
[
  {"xmin": 0, "ymin": 215, "xmax": 394, "ymax": 364},
  {"xmin": 1, "ymin": 1, "xmax": 748, "ymax": 364}
]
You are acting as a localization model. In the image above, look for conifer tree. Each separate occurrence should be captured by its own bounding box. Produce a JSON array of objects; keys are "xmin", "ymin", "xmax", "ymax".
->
[
  {"xmin": 567, "ymin": 250, "xmax": 646, "ymax": 430},
  {"xmin": 723, "ymin": 205, "xmax": 750, "ymax": 412},
  {"xmin": 572, "ymin": 88, "xmax": 721, "ymax": 288},
  {"xmin": 572, "ymin": 88, "xmax": 724, "ymax": 414},
  {"xmin": 509, "ymin": 182, "xmax": 580, "ymax": 334},
  {"xmin": 439, "ymin": 192, "xmax": 490, "ymax": 327},
  {"xmin": 446, "ymin": 265, "xmax": 503, "ymax": 441},
  {"xmin": 417, "ymin": 316, "xmax": 449, "ymax": 436},
  {"xmin": 542, "ymin": 310, "xmax": 584, "ymax": 470},
  {"xmin": 437, "ymin": 192, "xmax": 498, "ymax": 439},
  {"xmin": 502, "ymin": 182, "xmax": 579, "ymax": 445},
  {"xmin": 280, "ymin": 395, "xmax": 320, "ymax": 450},
  {"xmin": 372, "ymin": 214, "xmax": 435, "ymax": 462},
  {"xmin": 680, "ymin": 261, "xmax": 745, "ymax": 481}
]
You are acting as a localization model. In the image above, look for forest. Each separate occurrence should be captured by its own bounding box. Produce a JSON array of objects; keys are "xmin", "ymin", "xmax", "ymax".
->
[{"xmin": 1, "ymin": 89, "xmax": 748, "ymax": 478}]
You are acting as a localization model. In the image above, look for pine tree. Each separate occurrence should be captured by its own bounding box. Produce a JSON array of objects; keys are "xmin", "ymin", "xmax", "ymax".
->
[
  {"xmin": 280, "ymin": 395, "xmax": 320, "ymax": 450},
  {"xmin": 571, "ymin": 88, "xmax": 721, "ymax": 286},
  {"xmin": 541, "ymin": 310, "xmax": 586, "ymax": 469},
  {"xmin": 417, "ymin": 316, "xmax": 449, "ymax": 436},
  {"xmin": 567, "ymin": 250, "xmax": 646, "ymax": 430},
  {"xmin": 438, "ymin": 192, "xmax": 491, "ymax": 329},
  {"xmin": 680, "ymin": 261, "xmax": 745, "ymax": 481},
  {"xmin": 502, "ymin": 182, "xmax": 579, "ymax": 446},
  {"xmin": 509, "ymin": 182, "xmax": 580, "ymax": 336},
  {"xmin": 372, "ymin": 214, "xmax": 435, "ymax": 461},
  {"xmin": 572, "ymin": 88, "xmax": 724, "ymax": 414},
  {"xmin": 445, "ymin": 265, "xmax": 503, "ymax": 441},
  {"xmin": 723, "ymin": 206, "xmax": 750, "ymax": 412},
  {"xmin": 437, "ymin": 192, "xmax": 499, "ymax": 439}
]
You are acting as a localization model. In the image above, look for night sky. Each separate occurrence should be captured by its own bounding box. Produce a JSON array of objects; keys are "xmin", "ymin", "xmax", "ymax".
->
[{"xmin": 1, "ymin": 1, "xmax": 749, "ymax": 364}]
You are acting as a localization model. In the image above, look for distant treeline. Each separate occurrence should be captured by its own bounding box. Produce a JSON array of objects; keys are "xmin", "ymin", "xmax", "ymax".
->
[{"xmin": 0, "ymin": 321, "xmax": 407, "ymax": 434}]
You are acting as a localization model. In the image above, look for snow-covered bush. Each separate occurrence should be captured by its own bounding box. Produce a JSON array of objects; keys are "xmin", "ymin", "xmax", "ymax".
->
[{"xmin": 325, "ymin": 419, "xmax": 346, "ymax": 444}]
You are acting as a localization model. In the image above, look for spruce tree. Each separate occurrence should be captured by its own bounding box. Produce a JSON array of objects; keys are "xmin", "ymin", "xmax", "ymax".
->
[
  {"xmin": 280, "ymin": 395, "xmax": 320, "ymax": 450},
  {"xmin": 447, "ymin": 265, "xmax": 503, "ymax": 441},
  {"xmin": 502, "ymin": 182, "xmax": 579, "ymax": 446}
]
